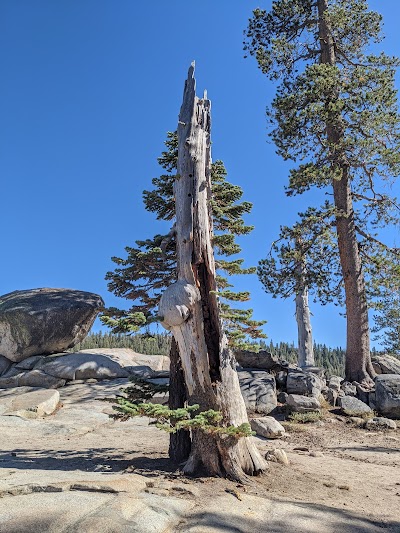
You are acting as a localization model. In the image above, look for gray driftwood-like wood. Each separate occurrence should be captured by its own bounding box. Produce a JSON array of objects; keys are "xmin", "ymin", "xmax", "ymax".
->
[
  {"xmin": 296, "ymin": 286, "xmax": 314, "ymax": 368},
  {"xmin": 159, "ymin": 63, "xmax": 266, "ymax": 480},
  {"xmin": 295, "ymin": 239, "xmax": 314, "ymax": 368}
]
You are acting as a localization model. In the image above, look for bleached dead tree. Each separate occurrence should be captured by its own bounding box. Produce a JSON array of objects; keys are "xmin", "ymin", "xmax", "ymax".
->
[{"xmin": 159, "ymin": 64, "xmax": 266, "ymax": 480}]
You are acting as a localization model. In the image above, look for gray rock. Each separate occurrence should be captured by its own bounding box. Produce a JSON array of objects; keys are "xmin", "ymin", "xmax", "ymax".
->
[
  {"xmin": 15, "ymin": 355, "xmax": 46, "ymax": 370},
  {"xmin": 375, "ymin": 374, "xmax": 400, "ymax": 418},
  {"xmin": 364, "ymin": 417, "xmax": 397, "ymax": 430},
  {"xmin": 265, "ymin": 448, "xmax": 289, "ymax": 465},
  {"xmin": 238, "ymin": 370, "xmax": 277, "ymax": 414},
  {"xmin": 250, "ymin": 417, "xmax": 285, "ymax": 439},
  {"xmin": 286, "ymin": 371, "xmax": 323, "ymax": 397},
  {"xmin": 372, "ymin": 355, "xmax": 400, "ymax": 375},
  {"xmin": 0, "ymin": 388, "xmax": 60, "ymax": 418},
  {"xmin": 302, "ymin": 366, "xmax": 326, "ymax": 379},
  {"xmin": 337, "ymin": 396, "xmax": 372, "ymax": 416},
  {"xmin": 348, "ymin": 416, "xmax": 365, "ymax": 426},
  {"xmin": 275, "ymin": 371, "xmax": 287, "ymax": 388},
  {"xmin": 0, "ymin": 288, "xmax": 103, "ymax": 362},
  {"xmin": 0, "ymin": 355, "xmax": 11, "ymax": 376},
  {"xmin": 38, "ymin": 352, "xmax": 129, "ymax": 381},
  {"xmin": 78, "ymin": 349, "xmax": 170, "ymax": 372},
  {"xmin": 277, "ymin": 391, "xmax": 288, "ymax": 404},
  {"xmin": 0, "ymin": 373, "xmax": 24, "ymax": 389},
  {"xmin": 0, "ymin": 370, "xmax": 66, "ymax": 389},
  {"xmin": 354, "ymin": 382, "xmax": 371, "ymax": 404},
  {"xmin": 328, "ymin": 376, "xmax": 342, "ymax": 391},
  {"xmin": 18, "ymin": 370, "xmax": 66, "ymax": 389},
  {"xmin": 235, "ymin": 350, "xmax": 280, "ymax": 371},
  {"xmin": 126, "ymin": 365, "xmax": 155, "ymax": 379},
  {"xmin": 322, "ymin": 387, "xmax": 338, "ymax": 406},
  {"xmin": 286, "ymin": 394, "xmax": 321, "ymax": 413},
  {"xmin": 341, "ymin": 381, "xmax": 357, "ymax": 397}
]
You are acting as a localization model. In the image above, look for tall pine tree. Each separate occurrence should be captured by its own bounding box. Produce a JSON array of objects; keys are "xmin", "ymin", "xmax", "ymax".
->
[
  {"xmin": 102, "ymin": 131, "xmax": 266, "ymax": 350},
  {"xmin": 245, "ymin": 0, "xmax": 400, "ymax": 385}
]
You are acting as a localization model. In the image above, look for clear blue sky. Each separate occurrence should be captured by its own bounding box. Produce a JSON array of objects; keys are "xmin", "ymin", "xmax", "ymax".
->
[{"xmin": 1, "ymin": 1, "xmax": 399, "ymax": 349}]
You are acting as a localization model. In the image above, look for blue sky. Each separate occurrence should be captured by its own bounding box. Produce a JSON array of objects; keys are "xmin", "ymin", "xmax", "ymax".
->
[{"xmin": 1, "ymin": 1, "xmax": 399, "ymax": 349}]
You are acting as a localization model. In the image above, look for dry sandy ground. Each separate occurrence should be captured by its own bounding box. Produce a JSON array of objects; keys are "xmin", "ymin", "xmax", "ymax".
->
[{"xmin": 0, "ymin": 379, "xmax": 399, "ymax": 533}]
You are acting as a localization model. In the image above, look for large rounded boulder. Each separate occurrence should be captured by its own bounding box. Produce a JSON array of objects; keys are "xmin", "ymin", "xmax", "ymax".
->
[{"xmin": 0, "ymin": 288, "xmax": 104, "ymax": 362}]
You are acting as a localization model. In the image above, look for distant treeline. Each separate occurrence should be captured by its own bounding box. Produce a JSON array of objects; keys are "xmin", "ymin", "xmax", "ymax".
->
[
  {"xmin": 73, "ymin": 331, "xmax": 369, "ymax": 376},
  {"xmin": 72, "ymin": 331, "xmax": 172, "ymax": 356}
]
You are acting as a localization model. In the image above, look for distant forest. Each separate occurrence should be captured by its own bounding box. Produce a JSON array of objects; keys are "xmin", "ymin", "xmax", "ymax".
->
[{"xmin": 71, "ymin": 331, "xmax": 379, "ymax": 377}]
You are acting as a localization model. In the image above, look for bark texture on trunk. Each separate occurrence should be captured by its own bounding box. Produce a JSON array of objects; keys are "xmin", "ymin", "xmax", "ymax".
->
[
  {"xmin": 295, "ymin": 287, "xmax": 314, "ymax": 368},
  {"xmin": 295, "ymin": 237, "xmax": 314, "ymax": 368},
  {"xmin": 318, "ymin": 0, "xmax": 375, "ymax": 385},
  {"xmin": 168, "ymin": 337, "xmax": 191, "ymax": 464},
  {"xmin": 159, "ymin": 64, "xmax": 266, "ymax": 480}
]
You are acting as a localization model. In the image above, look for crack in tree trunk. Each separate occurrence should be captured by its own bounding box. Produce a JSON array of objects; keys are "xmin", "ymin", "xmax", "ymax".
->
[{"xmin": 159, "ymin": 63, "xmax": 267, "ymax": 480}]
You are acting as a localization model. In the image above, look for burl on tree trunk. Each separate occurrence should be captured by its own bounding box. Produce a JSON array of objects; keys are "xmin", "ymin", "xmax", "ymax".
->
[{"xmin": 159, "ymin": 63, "xmax": 266, "ymax": 480}]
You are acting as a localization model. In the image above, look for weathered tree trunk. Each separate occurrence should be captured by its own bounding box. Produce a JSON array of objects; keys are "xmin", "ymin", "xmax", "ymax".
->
[
  {"xmin": 168, "ymin": 337, "xmax": 191, "ymax": 463},
  {"xmin": 159, "ymin": 64, "xmax": 266, "ymax": 480},
  {"xmin": 295, "ymin": 287, "xmax": 314, "ymax": 368},
  {"xmin": 318, "ymin": 0, "xmax": 375, "ymax": 385},
  {"xmin": 295, "ymin": 237, "xmax": 314, "ymax": 368}
]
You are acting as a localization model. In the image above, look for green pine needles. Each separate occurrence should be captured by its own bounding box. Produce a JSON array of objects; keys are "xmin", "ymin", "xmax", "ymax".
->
[
  {"xmin": 106, "ymin": 378, "xmax": 254, "ymax": 439},
  {"xmin": 102, "ymin": 131, "xmax": 266, "ymax": 349},
  {"xmin": 245, "ymin": 0, "xmax": 400, "ymax": 359}
]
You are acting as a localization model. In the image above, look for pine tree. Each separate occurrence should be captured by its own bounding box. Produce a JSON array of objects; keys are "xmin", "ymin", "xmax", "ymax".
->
[
  {"xmin": 371, "ymin": 255, "xmax": 400, "ymax": 356},
  {"xmin": 102, "ymin": 131, "xmax": 266, "ymax": 349},
  {"xmin": 245, "ymin": 0, "xmax": 400, "ymax": 385}
]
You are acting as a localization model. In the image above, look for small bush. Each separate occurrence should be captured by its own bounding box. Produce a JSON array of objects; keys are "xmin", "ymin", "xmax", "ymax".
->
[{"xmin": 287, "ymin": 411, "xmax": 323, "ymax": 424}]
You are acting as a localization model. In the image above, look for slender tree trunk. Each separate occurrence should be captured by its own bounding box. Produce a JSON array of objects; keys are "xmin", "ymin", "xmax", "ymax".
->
[
  {"xmin": 296, "ymin": 288, "xmax": 314, "ymax": 367},
  {"xmin": 318, "ymin": 0, "xmax": 375, "ymax": 385},
  {"xmin": 295, "ymin": 238, "xmax": 314, "ymax": 368},
  {"xmin": 159, "ymin": 64, "xmax": 266, "ymax": 480},
  {"xmin": 168, "ymin": 337, "xmax": 191, "ymax": 463}
]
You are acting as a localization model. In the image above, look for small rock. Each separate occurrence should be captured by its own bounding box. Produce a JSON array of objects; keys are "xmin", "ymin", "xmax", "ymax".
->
[
  {"xmin": 341, "ymin": 381, "xmax": 357, "ymax": 397},
  {"xmin": 266, "ymin": 448, "xmax": 289, "ymax": 465},
  {"xmin": 250, "ymin": 417, "xmax": 285, "ymax": 439},
  {"xmin": 328, "ymin": 376, "xmax": 342, "ymax": 391},
  {"xmin": 287, "ymin": 394, "xmax": 321, "ymax": 413},
  {"xmin": 348, "ymin": 416, "xmax": 365, "ymax": 426},
  {"xmin": 309, "ymin": 451, "xmax": 324, "ymax": 457},
  {"xmin": 364, "ymin": 417, "xmax": 397, "ymax": 430},
  {"xmin": 323, "ymin": 388, "xmax": 338, "ymax": 407},
  {"xmin": 275, "ymin": 371, "xmax": 287, "ymax": 388},
  {"xmin": 277, "ymin": 391, "xmax": 288, "ymax": 404},
  {"xmin": 337, "ymin": 396, "xmax": 372, "ymax": 416}
]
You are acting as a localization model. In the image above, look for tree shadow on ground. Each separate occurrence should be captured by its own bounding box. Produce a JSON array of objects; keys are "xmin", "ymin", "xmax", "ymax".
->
[
  {"xmin": 178, "ymin": 504, "xmax": 400, "ymax": 533},
  {"xmin": 0, "ymin": 448, "xmax": 176, "ymax": 475},
  {"xmin": 0, "ymin": 497, "xmax": 399, "ymax": 533}
]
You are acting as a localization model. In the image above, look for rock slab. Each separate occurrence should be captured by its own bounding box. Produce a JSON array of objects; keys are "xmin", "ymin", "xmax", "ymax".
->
[
  {"xmin": 238, "ymin": 370, "xmax": 277, "ymax": 414},
  {"xmin": 375, "ymin": 374, "xmax": 400, "ymax": 418},
  {"xmin": 0, "ymin": 388, "xmax": 60, "ymax": 418},
  {"xmin": 337, "ymin": 396, "xmax": 372, "ymax": 416},
  {"xmin": 287, "ymin": 394, "xmax": 321, "ymax": 413},
  {"xmin": 0, "ymin": 288, "xmax": 104, "ymax": 362}
]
